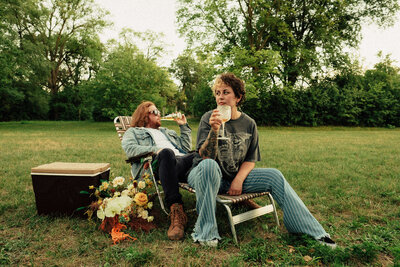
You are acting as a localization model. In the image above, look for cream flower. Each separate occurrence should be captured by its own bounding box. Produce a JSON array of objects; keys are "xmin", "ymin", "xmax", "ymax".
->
[
  {"xmin": 138, "ymin": 181, "xmax": 146, "ymax": 189},
  {"xmin": 147, "ymin": 202, "xmax": 153, "ymax": 209},
  {"xmin": 112, "ymin": 176, "xmax": 125, "ymax": 187},
  {"xmin": 103, "ymin": 195, "xmax": 132, "ymax": 218},
  {"xmin": 137, "ymin": 207, "xmax": 144, "ymax": 214},
  {"xmin": 139, "ymin": 209, "xmax": 148, "ymax": 219},
  {"xmin": 97, "ymin": 206, "xmax": 105, "ymax": 220},
  {"xmin": 147, "ymin": 216, "xmax": 154, "ymax": 222}
]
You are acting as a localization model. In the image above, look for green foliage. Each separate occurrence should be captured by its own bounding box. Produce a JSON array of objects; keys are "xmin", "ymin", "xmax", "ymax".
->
[
  {"xmin": 238, "ymin": 56, "xmax": 400, "ymax": 127},
  {"xmin": 119, "ymin": 28, "xmax": 169, "ymax": 62},
  {"xmin": 87, "ymin": 41, "xmax": 177, "ymax": 121},
  {"xmin": 49, "ymin": 86, "xmax": 93, "ymax": 121},
  {"xmin": 0, "ymin": 6, "xmax": 50, "ymax": 121},
  {"xmin": 169, "ymin": 51, "xmax": 217, "ymax": 115},
  {"xmin": 360, "ymin": 55, "xmax": 400, "ymax": 126},
  {"xmin": 177, "ymin": 0, "xmax": 399, "ymax": 87},
  {"xmin": 0, "ymin": 0, "xmax": 107, "ymax": 120},
  {"xmin": 192, "ymin": 80, "xmax": 216, "ymax": 117}
]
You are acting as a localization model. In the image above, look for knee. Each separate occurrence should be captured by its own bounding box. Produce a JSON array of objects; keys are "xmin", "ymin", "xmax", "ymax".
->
[
  {"xmin": 158, "ymin": 148, "xmax": 175, "ymax": 158},
  {"xmin": 157, "ymin": 149, "xmax": 176, "ymax": 165},
  {"xmin": 270, "ymin": 168, "xmax": 283, "ymax": 177},
  {"xmin": 198, "ymin": 159, "xmax": 221, "ymax": 184},
  {"xmin": 269, "ymin": 168, "xmax": 286, "ymax": 183}
]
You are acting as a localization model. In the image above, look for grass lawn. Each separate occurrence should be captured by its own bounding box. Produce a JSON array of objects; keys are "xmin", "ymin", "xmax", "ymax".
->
[{"xmin": 0, "ymin": 120, "xmax": 399, "ymax": 266}]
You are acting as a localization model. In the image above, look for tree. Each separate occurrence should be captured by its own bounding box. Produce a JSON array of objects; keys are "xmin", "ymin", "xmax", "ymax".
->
[
  {"xmin": 0, "ymin": 1, "xmax": 50, "ymax": 120},
  {"xmin": 87, "ymin": 40, "xmax": 177, "ymax": 121},
  {"xmin": 361, "ymin": 54, "xmax": 400, "ymax": 126},
  {"xmin": 3, "ymin": 0, "xmax": 108, "ymax": 95},
  {"xmin": 169, "ymin": 51, "xmax": 216, "ymax": 114},
  {"xmin": 176, "ymin": 0, "xmax": 399, "ymax": 88},
  {"xmin": 119, "ymin": 28, "xmax": 170, "ymax": 62}
]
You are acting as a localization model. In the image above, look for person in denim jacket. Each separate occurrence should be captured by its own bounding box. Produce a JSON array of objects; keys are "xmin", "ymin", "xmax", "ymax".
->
[{"xmin": 122, "ymin": 101, "xmax": 194, "ymax": 240}]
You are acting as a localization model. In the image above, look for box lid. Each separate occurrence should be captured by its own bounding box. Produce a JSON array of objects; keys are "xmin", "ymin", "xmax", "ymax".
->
[{"xmin": 31, "ymin": 162, "xmax": 110, "ymax": 175}]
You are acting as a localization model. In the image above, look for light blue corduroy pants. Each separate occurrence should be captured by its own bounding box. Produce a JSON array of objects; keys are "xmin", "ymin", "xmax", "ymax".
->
[{"xmin": 187, "ymin": 159, "xmax": 329, "ymax": 242}]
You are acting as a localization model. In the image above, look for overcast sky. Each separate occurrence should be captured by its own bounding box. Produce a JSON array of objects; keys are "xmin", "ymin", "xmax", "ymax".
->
[{"xmin": 95, "ymin": 0, "xmax": 400, "ymax": 69}]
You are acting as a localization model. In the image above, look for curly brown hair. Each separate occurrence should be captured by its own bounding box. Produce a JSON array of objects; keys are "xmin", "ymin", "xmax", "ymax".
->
[
  {"xmin": 130, "ymin": 101, "xmax": 155, "ymax": 127},
  {"xmin": 212, "ymin": 73, "xmax": 246, "ymax": 106}
]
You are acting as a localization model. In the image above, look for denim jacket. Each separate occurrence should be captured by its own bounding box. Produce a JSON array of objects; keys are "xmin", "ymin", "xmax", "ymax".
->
[{"xmin": 121, "ymin": 124, "xmax": 192, "ymax": 176}]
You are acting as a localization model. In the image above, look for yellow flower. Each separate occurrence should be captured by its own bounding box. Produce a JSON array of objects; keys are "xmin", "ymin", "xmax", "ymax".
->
[
  {"xmin": 147, "ymin": 216, "xmax": 154, "ymax": 222},
  {"xmin": 112, "ymin": 176, "xmax": 125, "ymax": 187},
  {"xmin": 99, "ymin": 181, "xmax": 109, "ymax": 191},
  {"xmin": 147, "ymin": 202, "xmax": 153, "ymax": 209},
  {"xmin": 89, "ymin": 185, "xmax": 95, "ymax": 189},
  {"xmin": 134, "ymin": 192, "xmax": 148, "ymax": 206}
]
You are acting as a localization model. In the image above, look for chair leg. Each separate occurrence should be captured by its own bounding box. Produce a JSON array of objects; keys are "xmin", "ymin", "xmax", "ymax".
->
[
  {"xmin": 267, "ymin": 193, "xmax": 280, "ymax": 227},
  {"xmin": 147, "ymin": 165, "xmax": 169, "ymax": 216},
  {"xmin": 221, "ymin": 203, "xmax": 238, "ymax": 245}
]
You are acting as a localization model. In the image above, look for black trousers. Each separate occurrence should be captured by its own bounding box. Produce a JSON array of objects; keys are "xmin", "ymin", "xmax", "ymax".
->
[{"xmin": 154, "ymin": 149, "xmax": 195, "ymax": 209}]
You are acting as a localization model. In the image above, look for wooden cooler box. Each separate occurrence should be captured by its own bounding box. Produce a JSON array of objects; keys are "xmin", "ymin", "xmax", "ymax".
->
[{"xmin": 31, "ymin": 162, "xmax": 110, "ymax": 216}]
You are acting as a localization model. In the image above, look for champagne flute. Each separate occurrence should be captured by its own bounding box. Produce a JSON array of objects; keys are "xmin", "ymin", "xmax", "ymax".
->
[{"xmin": 217, "ymin": 105, "xmax": 231, "ymax": 140}]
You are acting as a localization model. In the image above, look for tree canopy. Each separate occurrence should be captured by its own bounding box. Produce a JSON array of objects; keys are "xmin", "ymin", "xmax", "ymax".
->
[
  {"xmin": 3, "ymin": 0, "xmax": 108, "ymax": 94},
  {"xmin": 86, "ymin": 40, "xmax": 177, "ymax": 121},
  {"xmin": 177, "ymin": 0, "xmax": 400, "ymax": 87},
  {"xmin": 0, "ymin": 0, "xmax": 399, "ymax": 126}
]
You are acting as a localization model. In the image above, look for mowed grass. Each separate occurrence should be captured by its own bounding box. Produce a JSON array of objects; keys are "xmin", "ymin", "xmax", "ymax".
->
[{"xmin": 0, "ymin": 120, "xmax": 399, "ymax": 266}]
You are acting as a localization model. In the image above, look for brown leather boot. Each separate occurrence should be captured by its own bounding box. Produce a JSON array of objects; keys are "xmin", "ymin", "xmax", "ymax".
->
[{"xmin": 167, "ymin": 203, "xmax": 187, "ymax": 240}]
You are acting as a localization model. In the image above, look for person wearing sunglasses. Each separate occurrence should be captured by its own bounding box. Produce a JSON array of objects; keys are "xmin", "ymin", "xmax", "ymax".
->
[{"xmin": 122, "ymin": 101, "xmax": 195, "ymax": 241}]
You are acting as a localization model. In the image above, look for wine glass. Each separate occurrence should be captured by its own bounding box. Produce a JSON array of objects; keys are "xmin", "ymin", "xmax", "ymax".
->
[{"xmin": 217, "ymin": 105, "xmax": 231, "ymax": 140}]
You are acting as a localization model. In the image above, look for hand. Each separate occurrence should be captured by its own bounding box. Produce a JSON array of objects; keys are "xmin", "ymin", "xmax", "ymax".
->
[
  {"xmin": 175, "ymin": 113, "xmax": 187, "ymax": 125},
  {"xmin": 227, "ymin": 178, "xmax": 243, "ymax": 196},
  {"xmin": 209, "ymin": 109, "xmax": 222, "ymax": 133}
]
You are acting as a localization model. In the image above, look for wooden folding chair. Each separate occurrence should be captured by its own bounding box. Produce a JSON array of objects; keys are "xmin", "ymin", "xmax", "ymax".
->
[{"xmin": 114, "ymin": 116, "xmax": 280, "ymax": 244}]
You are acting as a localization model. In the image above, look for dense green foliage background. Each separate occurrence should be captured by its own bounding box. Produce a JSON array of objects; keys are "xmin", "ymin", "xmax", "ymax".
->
[{"xmin": 0, "ymin": 0, "xmax": 399, "ymax": 126}]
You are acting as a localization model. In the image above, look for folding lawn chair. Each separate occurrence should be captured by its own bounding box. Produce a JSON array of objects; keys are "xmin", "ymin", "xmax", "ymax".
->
[{"xmin": 114, "ymin": 116, "xmax": 280, "ymax": 244}]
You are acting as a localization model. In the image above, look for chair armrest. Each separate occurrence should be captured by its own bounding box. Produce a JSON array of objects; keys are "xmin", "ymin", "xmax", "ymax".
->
[{"xmin": 125, "ymin": 152, "xmax": 154, "ymax": 164}]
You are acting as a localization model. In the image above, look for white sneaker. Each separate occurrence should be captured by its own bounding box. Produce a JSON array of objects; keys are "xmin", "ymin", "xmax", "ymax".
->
[
  {"xmin": 199, "ymin": 239, "xmax": 218, "ymax": 247},
  {"xmin": 317, "ymin": 236, "xmax": 337, "ymax": 249}
]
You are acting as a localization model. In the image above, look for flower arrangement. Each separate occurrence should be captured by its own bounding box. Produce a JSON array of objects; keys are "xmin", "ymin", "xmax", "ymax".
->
[{"xmin": 85, "ymin": 173, "xmax": 156, "ymax": 244}]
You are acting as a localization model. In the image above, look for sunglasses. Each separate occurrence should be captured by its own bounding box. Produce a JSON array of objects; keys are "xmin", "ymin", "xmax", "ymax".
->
[{"xmin": 149, "ymin": 109, "xmax": 161, "ymax": 116}]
